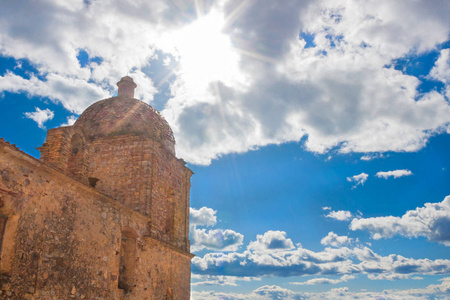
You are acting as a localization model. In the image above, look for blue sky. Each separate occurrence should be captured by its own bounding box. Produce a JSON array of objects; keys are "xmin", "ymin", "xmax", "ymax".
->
[{"xmin": 1, "ymin": 0, "xmax": 450, "ymax": 299}]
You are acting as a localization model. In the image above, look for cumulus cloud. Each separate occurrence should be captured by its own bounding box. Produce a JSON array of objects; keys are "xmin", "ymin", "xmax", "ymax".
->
[
  {"xmin": 375, "ymin": 169, "xmax": 413, "ymax": 179},
  {"xmin": 191, "ymin": 228, "xmax": 244, "ymax": 252},
  {"xmin": 325, "ymin": 210, "xmax": 353, "ymax": 221},
  {"xmin": 190, "ymin": 206, "xmax": 244, "ymax": 252},
  {"xmin": 321, "ymin": 232, "xmax": 353, "ymax": 247},
  {"xmin": 192, "ymin": 230, "xmax": 450, "ymax": 278},
  {"xmin": 191, "ymin": 277, "xmax": 450, "ymax": 300},
  {"xmin": 247, "ymin": 231, "xmax": 295, "ymax": 252},
  {"xmin": 253, "ymin": 285, "xmax": 295, "ymax": 300},
  {"xmin": 350, "ymin": 195, "xmax": 450, "ymax": 246},
  {"xmin": 190, "ymin": 207, "xmax": 217, "ymax": 228},
  {"xmin": 430, "ymin": 49, "xmax": 450, "ymax": 85},
  {"xmin": 24, "ymin": 107, "xmax": 54, "ymax": 129},
  {"xmin": 347, "ymin": 173, "xmax": 368, "ymax": 189},
  {"xmin": 1, "ymin": 1, "xmax": 450, "ymax": 164},
  {"xmin": 429, "ymin": 48, "xmax": 450, "ymax": 99}
]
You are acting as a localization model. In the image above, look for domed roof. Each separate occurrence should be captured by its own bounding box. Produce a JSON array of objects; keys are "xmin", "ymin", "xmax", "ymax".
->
[{"xmin": 74, "ymin": 77, "xmax": 175, "ymax": 155}]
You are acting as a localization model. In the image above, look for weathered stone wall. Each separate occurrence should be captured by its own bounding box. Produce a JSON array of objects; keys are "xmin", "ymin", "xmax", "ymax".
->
[
  {"xmin": 87, "ymin": 135, "xmax": 191, "ymax": 250},
  {"xmin": 38, "ymin": 126, "xmax": 89, "ymax": 184},
  {"xmin": 39, "ymin": 128, "xmax": 192, "ymax": 251},
  {"xmin": 0, "ymin": 141, "xmax": 193, "ymax": 300}
]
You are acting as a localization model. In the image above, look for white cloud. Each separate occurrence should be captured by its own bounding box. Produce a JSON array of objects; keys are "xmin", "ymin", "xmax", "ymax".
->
[
  {"xmin": 24, "ymin": 107, "xmax": 54, "ymax": 129},
  {"xmin": 302, "ymin": 0, "xmax": 450, "ymax": 56},
  {"xmin": 291, "ymin": 274, "xmax": 355, "ymax": 285},
  {"xmin": 190, "ymin": 207, "xmax": 217, "ymax": 228},
  {"xmin": 190, "ymin": 206, "xmax": 244, "ymax": 252},
  {"xmin": 1, "ymin": 1, "xmax": 450, "ymax": 165},
  {"xmin": 347, "ymin": 173, "xmax": 368, "ymax": 189},
  {"xmin": 430, "ymin": 48, "xmax": 450, "ymax": 99},
  {"xmin": 191, "ymin": 277, "xmax": 450, "ymax": 300},
  {"xmin": 325, "ymin": 210, "xmax": 353, "ymax": 221},
  {"xmin": 350, "ymin": 195, "xmax": 450, "ymax": 246},
  {"xmin": 322, "ymin": 206, "xmax": 331, "ymax": 211},
  {"xmin": 367, "ymin": 273, "xmax": 410, "ymax": 281},
  {"xmin": 375, "ymin": 169, "xmax": 413, "ymax": 179},
  {"xmin": 430, "ymin": 49, "xmax": 450, "ymax": 85},
  {"xmin": 192, "ymin": 230, "xmax": 450, "ymax": 279},
  {"xmin": 191, "ymin": 228, "xmax": 244, "ymax": 252},
  {"xmin": 274, "ymin": 0, "xmax": 450, "ymax": 161},
  {"xmin": 0, "ymin": 72, "xmax": 109, "ymax": 114},
  {"xmin": 247, "ymin": 231, "xmax": 295, "ymax": 252},
  {"xmin": 253, "ymin": 285, "xmax": 295, "ymax": 300},
  {"xmin": 321, "ymin": 232, "xmax": 353, "ymax": 247},
  {"xmin": 360, "ymin": 153, "xmax": 386, "ymax": 161},
  {"xmin": 191, "ymin": 274, "xmax": 260, "ymax": 287},
  {"xmin": 61, "ymin": 115, "xmax": 78, "ymax": 127},
  {"xmin": 0, "ymin": 0, "xmax": 164, "ymax": 109}
]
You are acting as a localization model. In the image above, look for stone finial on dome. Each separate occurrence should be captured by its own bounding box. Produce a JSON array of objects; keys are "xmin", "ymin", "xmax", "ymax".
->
[{"xmin": 117, "ymin": 76, "xmax": 137, "ymax": 98}]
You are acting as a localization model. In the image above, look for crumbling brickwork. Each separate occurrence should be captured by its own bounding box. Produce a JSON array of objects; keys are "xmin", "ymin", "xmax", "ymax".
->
[{"xmin": 0, "ymin": 76, "xmax": 193, "ymax": 299}]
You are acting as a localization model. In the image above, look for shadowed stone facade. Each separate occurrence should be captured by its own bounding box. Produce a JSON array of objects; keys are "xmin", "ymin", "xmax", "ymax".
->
[{"xmin": 0, "ymin": 77, "xmax": 193, "ymax": 299}]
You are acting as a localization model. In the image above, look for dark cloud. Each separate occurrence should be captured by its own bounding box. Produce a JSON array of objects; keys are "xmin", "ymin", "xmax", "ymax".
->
[
  {"xmin": 224, "ymin": 0, "xmax": 312, "ymax": 58},
  {"xmin": 395, "ymin": 265, "xmax": 420, "ymax": 274}
]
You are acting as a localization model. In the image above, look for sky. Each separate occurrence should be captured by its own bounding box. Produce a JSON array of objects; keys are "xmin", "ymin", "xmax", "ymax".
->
[{"xmin": 0, "ymin": 0, "xmax": 450, "ymax": 299}]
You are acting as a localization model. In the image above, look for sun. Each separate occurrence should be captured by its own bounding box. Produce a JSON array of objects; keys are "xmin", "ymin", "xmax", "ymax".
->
[{"xmin": 164, "ymin": 10, "xmax": 242, "ymax": 90}]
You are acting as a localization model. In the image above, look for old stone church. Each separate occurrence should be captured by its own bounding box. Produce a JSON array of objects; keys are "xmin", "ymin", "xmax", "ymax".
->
[{"xmin": 0, "ymin": 76, "xmax": 193, "ymax": 299}]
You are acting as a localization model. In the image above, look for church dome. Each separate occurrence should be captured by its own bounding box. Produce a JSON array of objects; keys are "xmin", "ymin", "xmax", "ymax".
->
[{"xmin": 74, "ymin": 77, "xmax": 175, "ymax": 155}]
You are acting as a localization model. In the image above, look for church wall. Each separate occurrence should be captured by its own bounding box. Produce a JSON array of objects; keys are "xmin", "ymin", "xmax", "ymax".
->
[
  {"xmin": 0, "ymin": 142, "xmax": 192, "ymax": 300},
  {"xmin": 37, "ymin": 126, "xmax": 73, "ymax": 172},
  {"xmin": 38, "ymin": 126, "xmax": 89, "ymax": 185},
  {"xmin": 87, "ymin": 135, "xmax": 192, "ymax": 251}
]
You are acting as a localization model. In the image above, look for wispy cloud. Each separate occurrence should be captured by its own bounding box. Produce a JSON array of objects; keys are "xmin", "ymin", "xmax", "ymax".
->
[
  {"xmin": 360, "ymin": 153, "xmax": 386, "ymax": 161},
  {"xmin": 291, "ymin": 274, "xmax": 355, "ymax": 285},
  {"xmin": 347, "ymin": 173, "xmax": 368, "ymax": 189},
  {"xmin": 375, "ymin": 169, "xmax": 413, "ymax": 179},
  {"xmin": 24, "ymin": 107, "xmax": 54, "ymax": 129}
]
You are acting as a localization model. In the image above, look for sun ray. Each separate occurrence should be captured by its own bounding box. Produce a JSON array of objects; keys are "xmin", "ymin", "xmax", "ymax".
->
[
  {"xmin": 110, "ymin": 101, "xmax": 142, "ymax": 133},
  {"xmin": 212, "ymin": 81, "xmax": 227, "ymax": 126},
  {"xmin": 194, "ymin": 0, "xmax": 205, "ymax": 18},
  {"xmin": 223, "ymin": 0, "xmax": 254, "ymax": 29},
  {"xmin": 236, "ymin": 48, "xmax": 277, "ymax": 64},
  {"xmin": 155, "ymin": 68, "xmax": 176, "ymax": 90}
]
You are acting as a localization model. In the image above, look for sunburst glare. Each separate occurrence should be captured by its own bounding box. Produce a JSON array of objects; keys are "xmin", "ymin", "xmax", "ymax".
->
[{"xmin": 162, "ymin": 9, "xmax": 244, "ymax": 92}]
